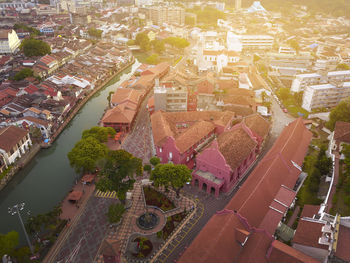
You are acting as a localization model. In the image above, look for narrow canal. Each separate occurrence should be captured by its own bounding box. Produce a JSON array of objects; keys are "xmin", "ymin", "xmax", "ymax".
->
[{"xmin": 0, "ymin": 60, "xmax": 141, "ymax": 244}]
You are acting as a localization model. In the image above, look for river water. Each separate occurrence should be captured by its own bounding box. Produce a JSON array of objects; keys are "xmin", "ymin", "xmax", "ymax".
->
[{"xmin": 0, "ymin": 60, "xmax": 140, "ymax": 244}]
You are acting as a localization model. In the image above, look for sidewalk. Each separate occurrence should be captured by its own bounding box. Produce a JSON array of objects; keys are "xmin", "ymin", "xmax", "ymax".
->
[{"xmin": 42, "ymin": 180, "xmax": 96, "ymax": 263}]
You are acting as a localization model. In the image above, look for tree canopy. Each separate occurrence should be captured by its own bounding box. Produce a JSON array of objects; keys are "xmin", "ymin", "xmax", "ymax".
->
[
  {"xmin": 164, "ymin": 37, "xmax": 190, "ymax": 50},
  {"xmin": 151, "ymin": 39, "xmax": 165, "ymax": 54},
  {"xmin": 150, "ymin": 157, "xmax": 160, "ymax": 166},
  {"xmin": 82, "ymin": 126, "xmax": 116, "ymax": 143},
  {"xmin": 186, "ymin": 6, "xmax": 225, "ymax": 25},
  {"xmin": 150, "ymin": 163, "xmax": 192, "ymax": 197},
  {"xmin": 107, "ymin": 203, "xmax": 125, "ymax": 223},
  {"xmin": 146, "ymin": 54, "xmax": 159, "ymax": 65},
  {"xmin": 185, "ymin": 15, "xmax": 195, "ymax": 26},
  {"xmin": 336, "ymin": 63, "xmax": 350, "ymax": 70},
  {"xmin": 88, "ymin": 28, "xmax": 103, "ymax": 39},
  {"xmin": 0, "ymin": 231, "xmax": 19, "ymax": 257},
  {"xmin": 135, "ymin": 32, "xmax": 150, "ymax": 51},
  {"xmin": 68, "ymin": 136, "xmax": 109, "ymax": 173},
  {"xmin": 14, "ymin": 23, "xmax": 40, "ymax": 36},
  {"xmin": 326, "ymin": 97, "xmax": 350, "ymax": 130},
  {"xmin": 96, "ymin": 150, "xmax": 143, "ymax": 201},
  {"xmin": 13, "ymin": 68, "xmax": 33, "ymax": 81},
  {"xmin": 20, "ymin": 38, "xmax": 51, "ymax": 57}
]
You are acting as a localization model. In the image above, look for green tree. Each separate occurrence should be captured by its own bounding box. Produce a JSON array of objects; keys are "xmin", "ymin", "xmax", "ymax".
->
[
  {"xmin": 88, "ymin": 28, "xmax": 103, "ymax": 38},
  {"xmin": 135, "ymin": 32, "xmax": 150, "ymax": 51},
  {"xmin": 150, "ymin": 163, "xmax": 192, "ymax": 198},
  {"xmin": 287, "ymin": 39, "xmax": 300, "ymax": 54},
  {"xmin": 106, "ymin": 203, "xmax": 125, "ymax": 223},
  {"xmin": 68, "ymin": 137, "xmax": 109, "ymax": 173},
  {"xmin": 294, "ymin": 91, "xmax": 304, "ymax": 106},
  {"xmin": 14, "ymin": 23, "xmax": 40, "ymax": 36},
  {"xmin": 151, "ymin": 39, "xmax": 165, "ymax": 54},
  {"xmin": 143, "ymin": 164, "xmax": 152, "ymax": 175},
  {"xmin": 150, "ymin": 157, "xmax": 160, "ymax": 166},
  {"xmin": 0, "ymin": 231, "xmax": 19, "ymax": 257},
  {"xmin": 107, "ymin": 91, "xmax": 114, "ymax": 106},
  {"xmin": 326, "ymin": 97, "xmax": 350, "ymax": 130},
  {"xmin": 20, "ymin": 38, "xmax": 51, "ymax": 57},
  {"xmin": 336, "ymin": 63, "xmax": 350, "ymax": 70},
  {"xmin": 82, "ymin": 126, "xmax": 116, "ymax": 143},
  {"xmin": 13, "ymin": 68, "xmax": 33, "ymax": 81},
  {"xmin": 146, "ymin": 54, "xmax": 159, "ymax": 65},
  {"xmin": 164, "ymin": 37, "xmax": 190, "ymax": 50},
  {"xmin": 185, "ymin": 15, "xmax": 195, "ymax": 26},
  {"xmin": 96, "ymin": 150, "xmax": 143, "ymax": 202},
  {"xmin": 127, "ymin": 39, "xmax": 135, "ymax": 46}
]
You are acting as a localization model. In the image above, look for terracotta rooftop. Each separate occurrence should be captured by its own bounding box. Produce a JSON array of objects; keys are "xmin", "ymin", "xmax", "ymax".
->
[
  {"xmin": 179, "ymin": 118, "xmax": 313, "ymax": 263},
  {"xmin": 268, "ymin": 240, "xmax": 320, "ymax": 263},
  {"xmin": 334, "ymin": 121, "xmax": 350, "ymax": 144},
  {"xmin": 0, "ymin": 126, "xmax": 28, "ymax": 152},
  {"xmin": 300, "ymin": 205, "xmax": 320, "ymax": 219},
  {"xmin": 175, "ymin": 121, "xmax": 215, "ymax": 153},
  {"xmin": 20, "ymin": 116, "xmax": 50, "ymax": 127},
  {"xmin": 243, "ymin": 114, "xmax": 270, "ymax": 139},
  {"xmin": 216, "ymin": 126, "xmax": 257, "ymax": 170},
  {"xmin": 110, "ymin": 88, "xmax": 142, "ymax": 106},
  {"xmin": 292, "ymin": 219, "xmax": 329, "ymax": 250},
  {"xmin": 101, "ymin": 105, "xmax": 135, "ymax": 124},
  {"xmin": 197, "ymin": 79, "xmax": 214, "ymax": 94},
  {"xmin": 151, "ymin": 110, "xmax": 235, "ymax": 150},
  {"xmin": 335, "ymin": 225, "xmax": 350, "ymax": 262}
]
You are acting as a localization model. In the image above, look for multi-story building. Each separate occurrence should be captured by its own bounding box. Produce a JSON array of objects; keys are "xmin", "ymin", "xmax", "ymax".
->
[
  {"xmin": 0, "ymin": 126, "xmax": 32, "ymax": 166},
  {"xmin": 239, "ymin": 35, "xmax": 274, "ymax": 50},
  {"xmin": 0, "ymin": 29, "xmax": 20, "ymax": 54},
  {"xmin": 291, "ymin": 70, "xmax": 350, "ymax": 93},
  {"xmin": 302, "ymin": 82, "xmax": 350, "ymax": 112},
  {"xmin": 147, "ymin": 6, "xmax": 185, "ymax": 25},
  {"xmin": 291, "ymin": 73, "xmax": 323, "ymax": 93},
  {"xmin": 154, "ymin": 81, "xmax": 188, "ymax": 112}
]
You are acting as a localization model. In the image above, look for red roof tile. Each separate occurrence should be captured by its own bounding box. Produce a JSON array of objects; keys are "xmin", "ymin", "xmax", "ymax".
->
[
  {"xmin": 292, "ymin": 220, "xmax": 329, "ymax": 250},
  {"xmin": 334, "ymin": 121, "xmax": 350, "ymax": 144}
]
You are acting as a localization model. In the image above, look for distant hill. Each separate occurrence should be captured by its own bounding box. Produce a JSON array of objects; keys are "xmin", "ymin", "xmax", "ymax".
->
[{"xmin": 243, "ymin": 0, "xmax": 350, "ymax": 17}]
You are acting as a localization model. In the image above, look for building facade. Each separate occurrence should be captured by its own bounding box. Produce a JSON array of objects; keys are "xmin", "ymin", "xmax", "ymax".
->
[
  {"xmin": 0, "ymin": 30, "xmax": 20, "ymax": 54},
  {"xmin": 0, "ymin": 126, "xmax": 32, "ymax": 165},
  {"xmin": 147, "ymin": 6, "xmax": 185, "ymax": 25},
  {"xmin": 302, "ymin": 82, "xmax": 350, "ymax": 112},
  {"xmin": 154, "ymin": 81, "xmax": 188, "ymax": 112}
]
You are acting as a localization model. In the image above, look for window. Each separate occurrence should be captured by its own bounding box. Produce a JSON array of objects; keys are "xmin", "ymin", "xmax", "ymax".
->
[
  {"xmin": 169, "ymin": 152, "xmax": 173, "ymax": 159},
  {"xmin": 186, "ymin": 156, "xmax": 189, "ymax": 162},
  {"xmin": 159, "ymin": 147, "xmax": 162, "ymax": 153}
]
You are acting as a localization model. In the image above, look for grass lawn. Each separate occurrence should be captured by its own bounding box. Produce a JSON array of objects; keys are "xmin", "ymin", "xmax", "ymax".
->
[
  {"xmin": 132, "ymin": 51, "xmax": 174, "ymax": 65},
  {"xmin": 330, "ymin": 163, "xmax": 350, "ymax": 216}
]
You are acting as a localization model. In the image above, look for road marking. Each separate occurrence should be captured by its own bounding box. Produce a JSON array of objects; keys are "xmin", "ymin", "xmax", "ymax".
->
[{"xmin": 95, "ymin": 190, "xmax": 118, "ymax": 199}]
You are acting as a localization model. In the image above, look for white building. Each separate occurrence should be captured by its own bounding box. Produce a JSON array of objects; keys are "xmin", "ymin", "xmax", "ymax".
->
[
  {"xmin": 0, "ymin": 29, "xmax": 20, "ymax": 54},
  {"xmin": 0, "ymin": 126, "xmax": 32, "ymax": 165},
  {"xmin": 154, "ymin": 81, "xmax": 188, "ymax": 112},
  {"xmin": 302, "ymin": 82, "xmax": 350, "ymax": 112},
  {"xmin": 291, "ymin": 73, "xmax": 323, "ymax": 93},
  {"xmin": 239, "ymin": 35, "xmax": 273, "ymax": 50}
]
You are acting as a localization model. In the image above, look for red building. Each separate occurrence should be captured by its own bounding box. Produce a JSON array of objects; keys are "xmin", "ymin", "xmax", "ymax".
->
[
  {"xmin": 192, "ymin": 114, "xmax": 270, "ymax": 197},
  {"xmin": 179, "ymin": 118, "xmax": 316, "ymax": 263},
  {"xmin": 151, "ymin": 111, "xmax": 236, "ymax": 168}
]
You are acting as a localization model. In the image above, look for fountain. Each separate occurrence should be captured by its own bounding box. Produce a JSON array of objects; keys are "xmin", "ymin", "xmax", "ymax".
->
[{"xmin": 136, "ymin": 212, "xmax": 159, "ymax": 230}]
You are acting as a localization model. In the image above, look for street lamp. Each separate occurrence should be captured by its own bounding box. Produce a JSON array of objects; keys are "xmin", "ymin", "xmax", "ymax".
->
[{"xmin": 8, "ymin": 202, "xmax": 34, "ymax": 254}]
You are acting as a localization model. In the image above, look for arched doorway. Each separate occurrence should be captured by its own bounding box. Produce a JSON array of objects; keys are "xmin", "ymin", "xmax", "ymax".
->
[
  {"xmin": 202, "ymin": 183, "xmax": 207, "ymax": 192},
  {"xmin": 194, "ymin": 179, "xmax": 199, "ymax": 187},
  {"xmin": 211, "ymin": 187, "xmax": 216, "ymax": 195}
]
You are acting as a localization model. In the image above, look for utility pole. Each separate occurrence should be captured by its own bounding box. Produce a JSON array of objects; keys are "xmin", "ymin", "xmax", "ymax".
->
[{"xmin": 8, "ymin": 202, "xmax": 34, "ymax": 255}]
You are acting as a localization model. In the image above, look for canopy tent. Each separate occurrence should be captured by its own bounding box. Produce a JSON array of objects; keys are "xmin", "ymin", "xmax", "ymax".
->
[
  {"xmin": 81, "ymin": 174, "xmax": 95, "ymax": 183},
  {"xmin": 67, "ymin": 190, "xmax": 83, "ymax": 202}
]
